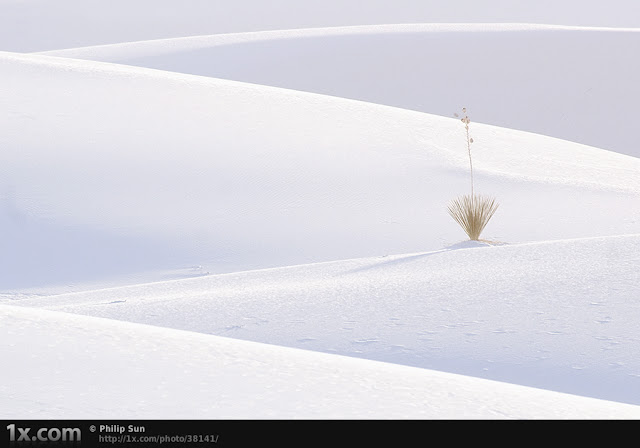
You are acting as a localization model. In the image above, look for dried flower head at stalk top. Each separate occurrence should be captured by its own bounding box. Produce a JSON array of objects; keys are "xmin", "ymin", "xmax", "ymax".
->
[{"xmin": 454, "ymin": 107, "xmax": 474, "ymax": 197}]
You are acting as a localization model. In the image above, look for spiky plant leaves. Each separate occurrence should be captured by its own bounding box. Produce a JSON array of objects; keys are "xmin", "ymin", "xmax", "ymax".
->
[{"xmin": 448, "ymin": 194, "xmax": 499, "ymax": 241}]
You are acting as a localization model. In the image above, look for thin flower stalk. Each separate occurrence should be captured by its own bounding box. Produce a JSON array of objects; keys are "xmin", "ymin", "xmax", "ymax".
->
[{"xmin": 448, "ymin": 108, "xmax": 498, "ymax": 241}]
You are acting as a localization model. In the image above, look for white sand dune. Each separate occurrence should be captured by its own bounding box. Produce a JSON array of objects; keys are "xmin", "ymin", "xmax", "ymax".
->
[
  {"xmin": 8, "ymin": 233, "xmax": 640, "ymax": 407},
  {"xmin": 3, "ymin": 304, "xmax": 640, "ymax": 419},
  {"xmin": 41, "ymin": 24, "xmax": 640, "ymax": 157},
  {"xmin": 2, "ymin": 0, "xmax": 639, "ymax": 52},
  {"xmin": 2, "ymin": 0, "xmax": 639, "ymax": 420},
  {"xmin": 2, "ymin": 50, "xmax": 638, "ymax": 290}
]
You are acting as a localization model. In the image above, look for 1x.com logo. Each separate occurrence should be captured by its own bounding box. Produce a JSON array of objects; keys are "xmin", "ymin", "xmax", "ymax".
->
[{"xmin": 7, "ymin": 424, "xmax": 81, "ymax": 443}]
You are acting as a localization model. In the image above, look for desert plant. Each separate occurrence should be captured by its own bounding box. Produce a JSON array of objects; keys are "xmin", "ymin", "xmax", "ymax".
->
[
  {"xmin": 448, "ymin": 108, "xmax": 499, "ymax": 241},
  {"xmin": 448, "ymin": 194, "xmax": 499, "ymax": 241}
]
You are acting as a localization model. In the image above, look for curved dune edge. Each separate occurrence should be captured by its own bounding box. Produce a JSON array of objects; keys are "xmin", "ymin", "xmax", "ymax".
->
[{"xmin": 3, "ymin": 303, "xmax": 640, "ymax": 419}]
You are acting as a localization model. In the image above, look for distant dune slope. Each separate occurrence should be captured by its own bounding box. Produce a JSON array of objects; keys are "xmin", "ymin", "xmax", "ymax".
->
[
  {"xmin": 41, "ymin": 24, "xmax": 640, "ymax": 157},
  {"xmin": 2, "ymin": 0, "xmax": 640, "ymax": 52}
]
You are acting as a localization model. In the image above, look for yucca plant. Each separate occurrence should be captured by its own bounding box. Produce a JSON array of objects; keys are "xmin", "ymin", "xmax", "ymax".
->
[{"xmin": 448, "ymin": 108, "xmax": 499, "ymax": 241}]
